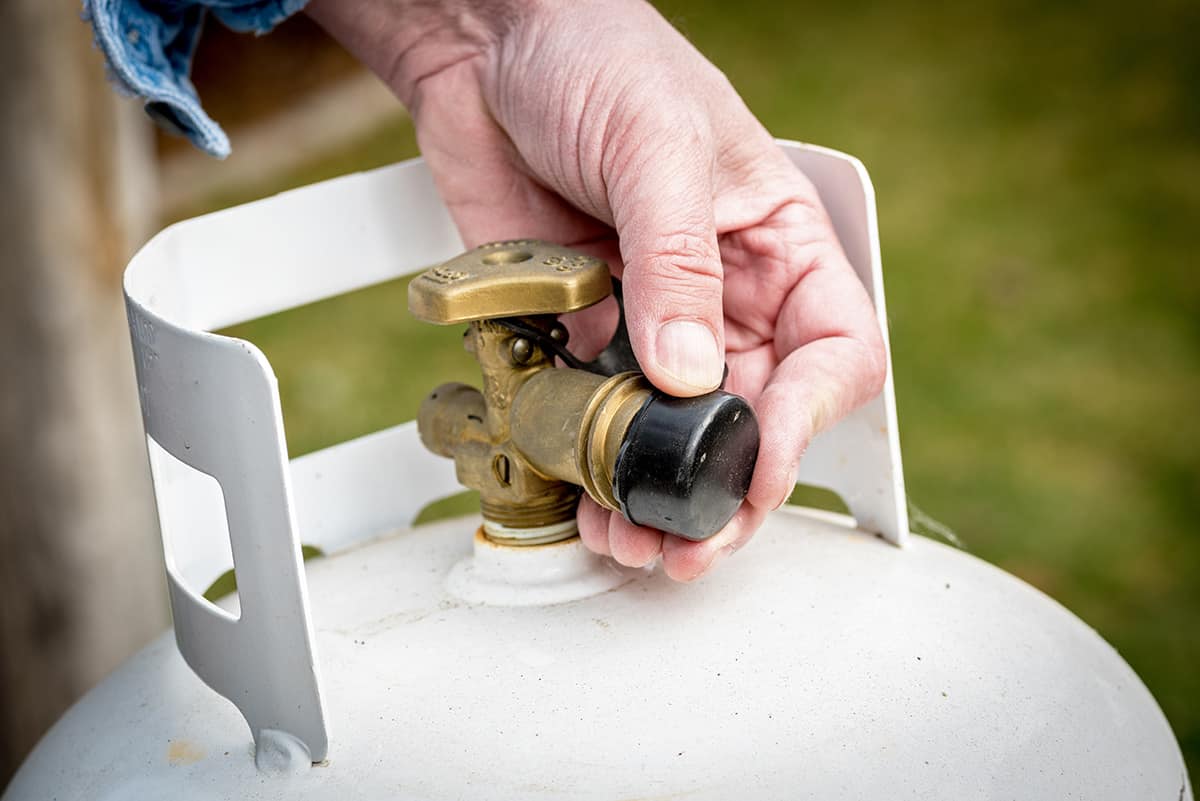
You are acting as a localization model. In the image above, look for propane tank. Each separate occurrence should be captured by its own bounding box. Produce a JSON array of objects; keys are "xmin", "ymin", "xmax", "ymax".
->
[{"xmin": 3, "ymin": 143, "xmax": 1190, "ymax": 801}]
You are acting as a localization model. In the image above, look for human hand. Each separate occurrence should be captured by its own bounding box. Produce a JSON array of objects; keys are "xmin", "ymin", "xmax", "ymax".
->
[{"xmin": 309, "ymin": 0, "xmax": 886, "ymax": 580}]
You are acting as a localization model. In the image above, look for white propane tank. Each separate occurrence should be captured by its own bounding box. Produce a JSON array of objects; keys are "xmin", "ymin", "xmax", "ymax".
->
[{"xmin": 3, "ymin": 143, "xmax": 1189, "ymax": 801}]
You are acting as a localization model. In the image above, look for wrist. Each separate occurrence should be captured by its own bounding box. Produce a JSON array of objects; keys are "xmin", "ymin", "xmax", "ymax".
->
[{"xmin": 305, "ymin": 0, "xmax": 548, "ymax": 105}]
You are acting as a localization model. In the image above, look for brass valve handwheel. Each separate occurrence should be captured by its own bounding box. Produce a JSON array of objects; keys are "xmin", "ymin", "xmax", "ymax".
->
[{"xmin": 408, "ymin": 240, "xmax": 612, "ymax": 324}]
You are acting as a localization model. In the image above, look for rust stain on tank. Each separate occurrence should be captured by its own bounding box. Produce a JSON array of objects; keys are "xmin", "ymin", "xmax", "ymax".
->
[{"xmin": 166, "ymin": 738, "xmax": 205, "ymax": 766}]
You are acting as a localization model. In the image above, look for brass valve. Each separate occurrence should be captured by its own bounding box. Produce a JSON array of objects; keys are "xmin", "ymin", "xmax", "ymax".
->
[{"xmin": 411, "ymin": 240, "xmax": 759, "ymax": 546}]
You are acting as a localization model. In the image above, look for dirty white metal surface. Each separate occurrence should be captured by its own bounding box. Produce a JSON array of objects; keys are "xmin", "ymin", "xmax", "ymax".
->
[
  {"xmin": 113, "ymin": 142, "xmax": 908, "ymax": 763},
  {"xmin": 6, "ymin": 509, "xmax": 1189, "ymax": 800}
]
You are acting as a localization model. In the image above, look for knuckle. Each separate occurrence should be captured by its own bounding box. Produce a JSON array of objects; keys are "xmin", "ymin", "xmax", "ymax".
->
[
  {"xmin": 775, "ymin": 197, "xmax": 835, "ymax": 247},
  {"xmin": 639, "ymin": 230, "xmax": 723, "ymax": 283},
  {"xmin": 862, "ymin": 338, "xmax": 889, "ymax": 399},
  {"xmin": 840, "ymin": 334, "xmax": 888, "ymax": 405},
  {"xmin": 610, "ymin": 526, "xmax": 661, "ymax": 567},
  {"xmin": 664, "ymin": 553, "xmax": 704, "ymax": 583}
]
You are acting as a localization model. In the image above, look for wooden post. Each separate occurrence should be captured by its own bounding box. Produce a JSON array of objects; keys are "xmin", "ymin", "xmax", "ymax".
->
[{"xmin": 0, "ymin": 0, "xmax": 166, "ymax": 784}]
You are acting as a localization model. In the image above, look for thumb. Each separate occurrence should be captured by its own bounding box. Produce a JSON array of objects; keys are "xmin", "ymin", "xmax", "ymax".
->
[{"xmin": 607, "ymin": 138, "xmax": 725, "ymax": 397}]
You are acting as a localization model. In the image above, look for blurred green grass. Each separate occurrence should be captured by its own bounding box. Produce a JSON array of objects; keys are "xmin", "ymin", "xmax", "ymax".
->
[{"xmin": 195, "ymin": 0, "xmax": 1197, "ymax": 766}]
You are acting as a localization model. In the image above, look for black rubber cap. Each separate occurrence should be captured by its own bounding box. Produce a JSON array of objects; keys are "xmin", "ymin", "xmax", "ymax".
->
[{"xmin": 613, "ymin": 391, "xmax": 760, "ymax": 541}]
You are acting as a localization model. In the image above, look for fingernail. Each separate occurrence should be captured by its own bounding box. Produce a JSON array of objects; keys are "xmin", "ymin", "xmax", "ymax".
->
[
  {"xmin": 706, "ymin": 545, "xmax": 737, "ymax": 574},
  {"xmin": 656, "ymin": 320, "xmax": 722, "ymax": 392},
  {"xmin": 772, "ymin": 465, "xmax": 802, "ymax": 510},
  {"xmin": 771, "ymin": 488, "xmax": 792, "ymax": 512}
]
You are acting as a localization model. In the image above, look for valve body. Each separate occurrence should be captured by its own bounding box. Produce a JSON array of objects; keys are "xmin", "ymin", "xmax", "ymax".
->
[{"xmin": 413, "ymin": 241, "xmax": 759, "ymax": 544}]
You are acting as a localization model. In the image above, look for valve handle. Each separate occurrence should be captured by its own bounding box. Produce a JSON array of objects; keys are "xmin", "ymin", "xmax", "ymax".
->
[{"xmin": 408, "ymin": 240, "xmax": 612, "ymax": 324}]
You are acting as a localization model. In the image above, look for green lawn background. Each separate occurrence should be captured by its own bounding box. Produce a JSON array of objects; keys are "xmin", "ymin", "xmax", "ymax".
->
[{"xmin": 179, "ymin": 0, "xmax": 1198, "ymax": 766}]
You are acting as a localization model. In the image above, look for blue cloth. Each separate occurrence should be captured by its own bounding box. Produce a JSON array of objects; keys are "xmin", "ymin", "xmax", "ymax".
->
[{"xmin": 83, "ymin": 0, "xmax": 309, "ymax": 158}]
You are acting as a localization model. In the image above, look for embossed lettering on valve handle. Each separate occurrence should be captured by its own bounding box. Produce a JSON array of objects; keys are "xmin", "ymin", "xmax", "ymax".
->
[{"xmin": 410, "ymin": 240, "xmax": 760, "ymax": 545}]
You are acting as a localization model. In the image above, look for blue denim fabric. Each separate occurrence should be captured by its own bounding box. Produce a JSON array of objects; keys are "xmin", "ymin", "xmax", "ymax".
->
[{"xmin": 83, "ymin": 0, "xmax": 309, "ymax": 158}]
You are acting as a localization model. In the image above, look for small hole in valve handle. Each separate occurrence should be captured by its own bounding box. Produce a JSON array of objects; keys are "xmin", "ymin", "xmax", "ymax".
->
[{"xmin": 482, "ymin": 249, "xmax": 534, "ymax": 266}]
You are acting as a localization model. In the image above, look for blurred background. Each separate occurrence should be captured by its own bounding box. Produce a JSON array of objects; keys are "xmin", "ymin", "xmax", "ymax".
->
[{"xmin": 1, "ymin": 0, "xmax": 1196, "ymax": 786}]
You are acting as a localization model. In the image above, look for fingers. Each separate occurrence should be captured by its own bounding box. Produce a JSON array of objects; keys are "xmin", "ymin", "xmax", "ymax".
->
[
  {"xmin": 746, "ymin": 244, "xmax": 887, "ymax": 512},
  {"xmin": 576, "ymin": 496, "xmax": 664, "ymax": 568},
  {"xmin": 608, "ymin": 515, "xmax": 664, "ymax": 568},
  {"xmin": 605, "ymin": 125, "xmax": 726, "ymax": 397},
  {"xmin": 576, "ymin": 496, "xmax": 612, "ymax": 556},
  {"xmin": 660, "ymin": 503, "xmax": 767, "ymax": 582},
  {"xmin": 577, "ymin": 496, "xmax": 769, "ymax": 583},
  {"xmin": 577, "ymin": 193, "xmax": 885, "ymax": 582}
]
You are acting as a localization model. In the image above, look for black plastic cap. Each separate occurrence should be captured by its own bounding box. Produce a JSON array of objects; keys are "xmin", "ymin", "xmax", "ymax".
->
[{"xmin": 613, "ymin": 391, "xmax": 760, "ymax": 541}]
